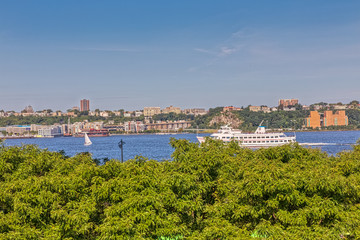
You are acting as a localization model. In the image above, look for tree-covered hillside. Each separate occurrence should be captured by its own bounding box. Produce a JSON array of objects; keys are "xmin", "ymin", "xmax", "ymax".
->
[{"xmin": 1, "ymin": 139, "xmax": 360, "ymax": 239}]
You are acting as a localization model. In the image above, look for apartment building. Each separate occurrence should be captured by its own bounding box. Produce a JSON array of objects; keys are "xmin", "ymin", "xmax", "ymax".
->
[
  {"xmin": 279, "ymin": 99, "xmax": 299, "ymax": 108},
  {"xmin": 80, "ymin": 99, "xmax": 90, "ymax": 112},
  {"xmin": 305, "ymin": 110, "xmax": 348, "ymax": 128},
  {"xmin": 144, "ymin": 107, "xmax": 161, "ymax": 117},
  {"xmin": 305, "ymin": 111, "xmax": 321, "ymax": 128}
]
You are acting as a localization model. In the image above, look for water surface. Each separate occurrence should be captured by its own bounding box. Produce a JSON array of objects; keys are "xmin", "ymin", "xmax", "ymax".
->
[{"xmin": 3, "ymin": 131, "xmax": 360, "ymax": 161}]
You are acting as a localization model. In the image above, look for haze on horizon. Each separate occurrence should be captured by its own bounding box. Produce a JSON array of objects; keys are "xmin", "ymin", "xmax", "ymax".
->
[{"xmin": 1, "ymin": 0, "xmax": 360, "ymax": 112}]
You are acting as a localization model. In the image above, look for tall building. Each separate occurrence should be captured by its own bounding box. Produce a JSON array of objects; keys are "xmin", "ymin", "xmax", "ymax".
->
[{"xmin": 80, "ymin": 99, "xmax": 90, "ymax": 112}]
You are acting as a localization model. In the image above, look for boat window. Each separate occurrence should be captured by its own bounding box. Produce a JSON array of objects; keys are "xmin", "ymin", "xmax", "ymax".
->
[
  {"xmin": 271, "ymin": 136, "xmax": 274, "ymax": 138},
  {"xmin": 275, "ymin": 140, "xmax": 278, "ymax": 142},
  {"xmin": 266, "ymin": 136, "xmax": 269, "ymax": 138}
]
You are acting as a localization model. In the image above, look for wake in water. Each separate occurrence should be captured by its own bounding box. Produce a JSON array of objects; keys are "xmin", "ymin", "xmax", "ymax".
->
[{"xmin": 299, "ymin": 143, "xmax": 352, "ymax": 146}]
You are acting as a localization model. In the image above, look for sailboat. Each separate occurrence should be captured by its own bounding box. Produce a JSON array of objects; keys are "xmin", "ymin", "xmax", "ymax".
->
[{"xmin": 84, "ymin": 133, "xmax": 92, "ymax": 146}]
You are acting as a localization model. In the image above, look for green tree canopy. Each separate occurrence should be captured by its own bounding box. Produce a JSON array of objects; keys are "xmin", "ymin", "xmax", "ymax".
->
[{"xmin": 1, "ymin": 140, "xmax": 360, "ymax": 239}]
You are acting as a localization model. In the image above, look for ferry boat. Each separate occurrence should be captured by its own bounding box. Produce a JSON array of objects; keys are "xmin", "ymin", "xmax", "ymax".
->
[{"xmin": 197, "ymin": 123, "xmax": 296, "ymax": 148}]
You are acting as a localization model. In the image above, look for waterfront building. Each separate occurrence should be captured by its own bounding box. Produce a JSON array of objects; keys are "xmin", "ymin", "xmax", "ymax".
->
[
  {"xmin": 162, "ymin": 106, "xmax": 181, "ymax": 114},
  {"xmin": 124, "ymin": 121, "xmax": 146, "ymax": 132},
  {"xmin": 5, "ymin": 124, "xmax": 46, "ymax": 135},
  {"xmin": 84, "ymin": 121, "xmax": 104, "ymax": 130},
  {"xmin": 5, "ymin": 125, "xmax": 31, "ymax": 135},
  {"xmin": 305, "ymin": 110, "xmax": 348, "ymax": 128},
  {"xmin": 305, "ymin": 111, "xmax": 321, "ymax": 128},
  {"xmin": 145, "ymin": 120, "xmax": 192, "ymax": 131},
  {"xmin": 80, "ymin": 99, "xmax": 90, "ymax": 112},
  {"xmin": 144, "ymin": 107, "xmax": 161, "ymax": 117},
  {"xmin": 323, "ymin": 111, "xmax": 348, "ymax": 127},
  {"xmin": 278, "ymin": 99, "xmax": 299, "ymax": 108},
  {"xmin": 38, "ymin": 126, "xmax": 63, "ymax": 137}
]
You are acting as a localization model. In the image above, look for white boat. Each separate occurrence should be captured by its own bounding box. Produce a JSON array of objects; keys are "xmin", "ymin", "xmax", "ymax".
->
[
  {"xmin": 197, "ymin": 123, "xmax": 296, "ymax": 148},
  {"xmin": 84, "ymin": 133, "xmax": 92, "ymax": 146}
]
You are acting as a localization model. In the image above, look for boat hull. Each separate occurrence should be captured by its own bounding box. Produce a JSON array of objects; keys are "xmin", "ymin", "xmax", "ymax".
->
[{"xmin": 197, "ymin": 136, "xmax": 295, "ymax": 148}]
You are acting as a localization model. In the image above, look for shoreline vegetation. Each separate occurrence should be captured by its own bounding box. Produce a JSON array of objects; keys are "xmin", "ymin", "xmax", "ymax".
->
[{"xmin": 1, "ymin": 139, "xmax": 360, "ymax": 239}]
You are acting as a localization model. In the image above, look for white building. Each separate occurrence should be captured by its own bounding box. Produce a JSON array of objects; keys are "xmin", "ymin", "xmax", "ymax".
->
[
  {"xmin": 124, "ymin": 121, "xmax": 146, "ymax": 132},
  {"xmin": 38, "ymin": 126, "xmax": 63, "ymax": 137}
]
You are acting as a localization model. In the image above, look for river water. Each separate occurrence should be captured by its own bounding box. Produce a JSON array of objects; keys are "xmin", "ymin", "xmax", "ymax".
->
[{"xmin": 3, "ymin": 131, "xmax": 360, "ymax": 161}]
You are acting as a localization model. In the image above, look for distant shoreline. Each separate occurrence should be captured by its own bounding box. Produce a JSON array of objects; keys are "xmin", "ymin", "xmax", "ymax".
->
[{"xmin": 2, "ymin": 129, "xmax": 360, "ymax": 140}]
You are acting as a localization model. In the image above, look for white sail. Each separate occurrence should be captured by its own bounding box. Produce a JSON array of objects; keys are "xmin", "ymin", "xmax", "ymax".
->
[{"xmin": 84, "ymin": 133, "xmax": 92, "ymax": 146}]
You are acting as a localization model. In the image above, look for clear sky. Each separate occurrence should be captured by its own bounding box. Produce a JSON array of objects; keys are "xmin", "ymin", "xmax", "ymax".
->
[{"xmin": 1, "ymin": 0, "xmax": 360, "ymax": 112}]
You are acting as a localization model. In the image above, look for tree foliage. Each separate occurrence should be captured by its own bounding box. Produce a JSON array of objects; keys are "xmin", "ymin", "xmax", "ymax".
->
[{"xmin": 1, "ymin": 139, "xmax": 360, "ymax": 239}]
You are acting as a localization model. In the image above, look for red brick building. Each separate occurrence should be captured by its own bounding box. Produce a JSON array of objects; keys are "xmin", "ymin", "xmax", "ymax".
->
[
  {"xmin": 279, "ymin": 99, "xmax": 299, "ymax": 108},
  {"xmin": 80, "ymin": 99, "xmax": 90, "ymax": 112}
]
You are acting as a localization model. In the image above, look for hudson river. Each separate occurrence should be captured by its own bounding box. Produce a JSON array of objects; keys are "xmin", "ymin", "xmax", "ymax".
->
[{"xmin": 3, "ymin": 131, "xmax": 360, "ymax": 161}]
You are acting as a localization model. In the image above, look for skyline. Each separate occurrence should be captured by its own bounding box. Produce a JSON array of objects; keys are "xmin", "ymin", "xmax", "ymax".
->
[
  {"xmin": 1, "ymin": 1, "xmax": 360, "ymax": 111},
  {"xmin": 1, "ymin": 98, "xmax": 357, "ymax": 113}
]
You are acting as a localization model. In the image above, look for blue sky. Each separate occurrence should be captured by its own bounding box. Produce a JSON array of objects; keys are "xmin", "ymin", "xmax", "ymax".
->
[{"xmin": 1, "ymin": 1, "xmax": 360, "ymax": 111}]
